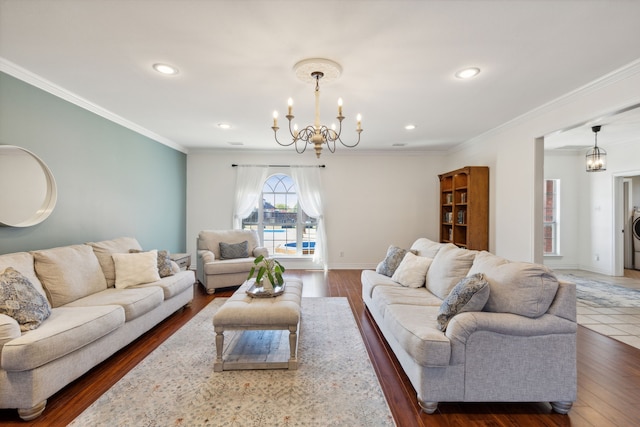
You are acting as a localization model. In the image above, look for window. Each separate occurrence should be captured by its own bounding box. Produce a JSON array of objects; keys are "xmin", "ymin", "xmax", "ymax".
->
[
  {"xmin": 543, "ymin": 179, "xmax": 560, "ymax": 255},
  {"xmin": 242, "ymin": 174, "xmax": 317, "ymax": 256}
]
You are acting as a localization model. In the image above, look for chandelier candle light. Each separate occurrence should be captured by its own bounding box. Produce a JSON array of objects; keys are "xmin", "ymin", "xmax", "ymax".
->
[{"xmin": 272, "ymin": 58, "xmax": 362, "ymax": 159}]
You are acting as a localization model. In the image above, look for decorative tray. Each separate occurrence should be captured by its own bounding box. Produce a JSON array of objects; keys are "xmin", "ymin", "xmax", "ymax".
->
[{"xmin": 245, "ymin": 282, "xmax": 286, "ymax": 298}]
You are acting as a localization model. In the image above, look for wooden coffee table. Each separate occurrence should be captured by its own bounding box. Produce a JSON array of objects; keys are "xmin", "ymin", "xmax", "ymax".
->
[{"xmin": 212, "ymin": 280, "xmax": 303, "ymax": 371}]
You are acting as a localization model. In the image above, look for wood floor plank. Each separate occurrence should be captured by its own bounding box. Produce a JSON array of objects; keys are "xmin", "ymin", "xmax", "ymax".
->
[{"xmin": 2, "ymin": 270, "xmax": 640, "ymax": 426}]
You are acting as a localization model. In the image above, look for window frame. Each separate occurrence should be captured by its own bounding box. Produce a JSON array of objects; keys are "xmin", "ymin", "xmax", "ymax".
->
[
  {"xmin": 242, "ymin": 173, "xmax": 316, "ymax": 257},
  {"xmin": 543, "ymin": 178, "xmax": 560, "ymax": 256}
]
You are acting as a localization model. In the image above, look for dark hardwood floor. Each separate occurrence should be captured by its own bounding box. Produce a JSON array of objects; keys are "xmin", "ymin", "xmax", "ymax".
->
[{"xmin": 2, "ymin": 269, "xmax": 639, "ymax": 426}]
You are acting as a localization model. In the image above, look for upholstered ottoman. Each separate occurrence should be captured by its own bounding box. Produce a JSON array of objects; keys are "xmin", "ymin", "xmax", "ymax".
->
[{"xmin": 212, "ymin": 280, "xmax": 303, "ymax": 371}]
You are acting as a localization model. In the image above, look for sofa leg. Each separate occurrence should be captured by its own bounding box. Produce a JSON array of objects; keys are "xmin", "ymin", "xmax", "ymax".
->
[
  {"xmin": 550, "ymin": 401, "xmax": 573, "ymax": 414},
  {"xmin": 206, "ymin": 288, "xmax": 216, "ymax": 295},
  {"xmin": 418, "ymin": 399, "xmax": 438, "ymax": 414},
  {"xmin": 17, "ymin": 400, "xmax": 47, "ymax": 421}
]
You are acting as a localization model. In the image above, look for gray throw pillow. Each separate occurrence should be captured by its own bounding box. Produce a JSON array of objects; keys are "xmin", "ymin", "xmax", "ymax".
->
[
  {"xmin": 436, "ymin": 273, "xmax": 490, "ymax": 332},
  {"xmin": 376, "ymin": 245, "xmax": 416, "ymax": 277},
  {"xmin": 219, "ymin": 241, "xmax": 249, "ymax": 259},
  {"xmin": 129, "ymin": 249, "xmax": 174, "ymax": 278},
  {"xmin": 0, "ymin": 267, "xmax": 52, "ymax": 332}
]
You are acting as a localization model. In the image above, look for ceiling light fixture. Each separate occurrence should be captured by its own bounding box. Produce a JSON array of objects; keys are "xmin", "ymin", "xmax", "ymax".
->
[
  {"xmin": 586, "ymin": 125, "xmax": 607, "ymax": 172},
  {"xmin": 218, "ymin": 123, "xmax": 231, "ymax": 129},
  {"xmin": 271, "ymin": 58, "xmax": 362, "ymax": 159},
  {"xmin": 455, "ymin": 67, "xmax": 480, "ymax": 79},
  {"xmin": 152, "ymin": 63, "xmax": 179, "ymax": 75},
  {"xmin": 405, "ymin": 124, "xmax": 416, "ymax": 130}
]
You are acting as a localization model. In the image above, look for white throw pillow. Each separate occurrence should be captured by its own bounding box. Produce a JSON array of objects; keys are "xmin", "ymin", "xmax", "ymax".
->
[
  {"xmin": 112, "ymin": 250, "xmax": 161, "ymax": 289},
  {"xmin": 425, "ymin": 244, "xmax": 477, "ymax": 299},
  {"xmin": 391, "ymin": 252, "xmax": 433, "ymax": 288}
]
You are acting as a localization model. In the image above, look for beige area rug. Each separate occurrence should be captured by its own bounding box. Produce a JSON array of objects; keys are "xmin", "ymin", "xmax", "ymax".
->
[{"xmin": 69, "ymin": 297, "xmax": 395, "ymax": 426}]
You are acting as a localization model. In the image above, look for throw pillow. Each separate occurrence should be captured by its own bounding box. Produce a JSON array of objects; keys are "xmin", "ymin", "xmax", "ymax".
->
[
  {"xmin": 219, "ymin": 241, "xmax": 249, "ymax": 259},
  {"xmin": 112, "ymin": 250, "xmax": 161, "ymax": 289},
  {"xmin": 391, "ymin": 252, "xmax": 433, "ymax": 288},
  {"xmin": 425, "ymin": 243, "xmax": 477, "ymax": 300},
  {"xmin": 129, "ymin": 249, "xmax": 174, "ymax": 278},
  {"xmin": 32, "ymin": 244, "xmax": 108, "ymax": 307},
  {"xmin": 436, "ymin": 273, "xmax": 490, "ymax": 332},
  {"xmin": 376, "ymin": 245, "xmax": 416, "ymax": 277},
  {"xmin": 0, "ymin": 267, "xmax": 52, "ymax": 332},
  {"xmin": 467, "ymin": 251, "xmax": 559, "ymax": 318}
]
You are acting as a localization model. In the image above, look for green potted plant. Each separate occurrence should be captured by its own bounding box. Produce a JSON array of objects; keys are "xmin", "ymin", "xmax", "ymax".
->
[{"xmin": 247, "ymin": 255, "xmax": 285, "ymax": 292}]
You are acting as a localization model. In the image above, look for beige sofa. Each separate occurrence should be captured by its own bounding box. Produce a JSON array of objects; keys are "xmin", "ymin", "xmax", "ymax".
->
[
  {"xmin": 196, "ymin": 229, "xmax": 269, "ymax": 294},
  {"xmin": 0, "ymin": 237, "xmax": 195, "ymax": 420},
  {"xmin": 362, "ymin": 238, "xmax": 576, "ymax": 414}
]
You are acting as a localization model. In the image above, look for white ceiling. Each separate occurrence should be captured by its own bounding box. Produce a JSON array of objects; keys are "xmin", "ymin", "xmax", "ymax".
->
[{"xmin": 1, "ymin": 0, "xmax": 640, "ymax": 154}]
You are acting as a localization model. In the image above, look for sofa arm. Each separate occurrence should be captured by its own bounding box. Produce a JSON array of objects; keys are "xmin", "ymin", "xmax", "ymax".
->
[
  {"xmin": 446, "ymin": 311, "xmax": 576, "ymax": 345},
  {"xmin": 198, "ymin": 250, "xmax": 216, "ymax": 263},
  {"xmin": 0, "ymin": 314, "xmax": 21, "ymax": 350},
  {"xmin": 253, "ymin": 246, "xmax": 269, "ymax": 259}
]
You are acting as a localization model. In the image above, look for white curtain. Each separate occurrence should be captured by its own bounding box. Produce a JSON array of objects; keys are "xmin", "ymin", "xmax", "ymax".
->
[
  {"xmin": 291, "ymin": 166, "xmax": 328, "ymax": 270},
  {"xmin": 232, "ymin": 166, "xmax": 268, "ymax": 229}
]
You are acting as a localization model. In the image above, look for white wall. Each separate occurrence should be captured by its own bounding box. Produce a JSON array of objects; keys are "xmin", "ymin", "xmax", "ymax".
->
[
  {"xmin": 186, "ymin": 150, "xmax": 447, "ymax": 269},
  {"xmin": 451, "ymin": 61, "xmax": 640, "ymax": 265},
  {"xmin": 186, "ymin": 62, "xmax": 640, "ymax": 272}
]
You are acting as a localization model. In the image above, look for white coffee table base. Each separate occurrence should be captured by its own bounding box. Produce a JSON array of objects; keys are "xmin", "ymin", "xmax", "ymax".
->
[{"xmin": 212, "ymin": 280, "xmax": 303, "ymax": 372}]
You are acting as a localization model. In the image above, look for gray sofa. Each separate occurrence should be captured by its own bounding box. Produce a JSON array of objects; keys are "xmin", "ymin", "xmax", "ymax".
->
[
  {"xmin": 196, "ymin": 229, "xmax": 269, "ymax": 294},
  {"xmin": 0, "ymin": 237, "xmax": 195, "ymax": 420},
  {"xmin": 362, "ymin": 238, "xmax": 576, "ymax": 414}
]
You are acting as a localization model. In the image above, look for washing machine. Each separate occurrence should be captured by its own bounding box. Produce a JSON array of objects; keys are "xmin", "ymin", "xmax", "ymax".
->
[{"xmin": 634, "ymin": 210, "xmax": 640, "ymax": 270}]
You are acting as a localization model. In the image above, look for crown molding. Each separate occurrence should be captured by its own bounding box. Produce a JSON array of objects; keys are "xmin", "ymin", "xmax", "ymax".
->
[
  {"xmin": 453, "ymin": 58, "xmax": 640, "ymax": 153},
  {"xmin": 0, "ymin": 57, "xmax": 188, "ymax": 154}
]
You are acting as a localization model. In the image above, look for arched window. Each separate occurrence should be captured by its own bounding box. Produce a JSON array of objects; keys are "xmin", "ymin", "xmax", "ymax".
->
[{"xmin": 242, "ymin": 174, "xmax": 317, "ymax": 256}]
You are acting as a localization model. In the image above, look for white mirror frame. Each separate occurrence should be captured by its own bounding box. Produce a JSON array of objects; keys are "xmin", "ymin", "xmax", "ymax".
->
[{"xmin": 0, "ymin": 145, "xmax": 57, "ymax": 227}]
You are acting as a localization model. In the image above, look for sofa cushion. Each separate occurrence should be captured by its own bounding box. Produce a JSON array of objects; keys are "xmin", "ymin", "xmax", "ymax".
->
[
  {"xmin": 198, "ymin": 230, "xmax": 260, "ymax": 259},
  {"xmin": 391, "ymin": 253, "xmax": 433, "ymax": 288},
  {"xmin": 376, "ymin": 245, "xmax": 415, "ymax": 277},
  {"xmin": 0, "ymin": 252, "xmax": 47, "ymax": 299},
  {"xmin": 32, "ymin": 244, "xmax": 108, "ymax": 307},
  {"xmin": 361, "ymin": 269, "xmax": 399, "ymax": 301},
  {"xmin": 112, "ymin": 250, "xmax": 161, "ymax": 289},
  {"xmin": 384, "ymin": 304, "xmax": 451, "ymax": 367},
  {"xmin": 65, "ymin": 287, "xmax": 164, "ymax": 321},
  {"xmin": 467, "ymin": 251, "xmax": 559, "ymax": 318},
  {"xmin": 219, "ymin": 241, "xmax": 249, "ymax": 259},
  {"xmin": 135, "ymin": 270, "xmax": 195, "ymax": 300},
  {"xmin": 0, "ymin": 267, "xmax": 52, "ymax": 331},
  {"xmin": 371, "ymin": 285, "xmax": 443, "ymax": 319},
  {"xmin": 129, "ymin": 249, "xmax": 174, "ymax": 278},
  {"xmin": 410, "ymin": 238, "xmax": 445, "ymax": 259},
  {"xmin": 1, "ymin": 305, "xmax": 125, "ymax": 372},
  {"xmin": 437, "ymin": 273, "xmax": 490, "ymax": 332},
  {"xmin": 426, "ymin": 244, "xmax": 477, "ymax": 299},
  {"xmin": 204, "ymin": 258, "xmax": 257, "ymax": 275},
  {"xmin": 87, "ymin": 237, "xmax": 143, "ymax": 287}
]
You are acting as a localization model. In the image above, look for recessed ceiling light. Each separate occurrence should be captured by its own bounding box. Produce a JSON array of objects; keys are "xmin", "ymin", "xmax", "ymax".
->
[
  {"xmin": 152, "ymin": 63, "xmax": 179, "ymax": 75},
  {"xmin": 392, "ymin": 143, "xmax": 406, "ymax": 147},
  {"xmin": 455, "ymin": 67, "xmax": 480, "ymax": 79},
  {"xmin": 218, "ymin": 123, "xmax": 231, "ymax": 130},
  {"xmin": 404, "ymin": 124, "xmax": 416, "ymax": 130},
  {"xmin": 227, "ymin": 141, "xmax": 244, "ymax": 146}
]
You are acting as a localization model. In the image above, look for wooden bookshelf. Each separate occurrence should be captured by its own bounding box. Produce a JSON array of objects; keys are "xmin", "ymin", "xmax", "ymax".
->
[{"xmin": 438, "ymin": 166, "xmax": 489, "ymax": 250}]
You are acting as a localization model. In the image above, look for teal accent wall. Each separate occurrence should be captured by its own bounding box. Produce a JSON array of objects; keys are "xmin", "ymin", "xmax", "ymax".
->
[{"xmin": 0, "ymin": 72, "xmax": 187, "ymax": 254}]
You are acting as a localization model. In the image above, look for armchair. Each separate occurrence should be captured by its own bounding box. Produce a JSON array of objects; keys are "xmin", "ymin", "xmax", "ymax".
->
[{"xmin": 196, "ymin": 230, "xmax": 269, "ymax": 294}]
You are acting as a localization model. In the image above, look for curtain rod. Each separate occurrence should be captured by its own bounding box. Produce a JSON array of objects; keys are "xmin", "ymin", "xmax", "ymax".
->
[{"xmin": 231, "ymin": 164, "xmax": 326, "ymax": 168}]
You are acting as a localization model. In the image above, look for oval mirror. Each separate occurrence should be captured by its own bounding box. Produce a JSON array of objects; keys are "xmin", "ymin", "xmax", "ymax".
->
[{"xmin": 0, "ymin": 145, "xmax": 57, "ymax": 227}]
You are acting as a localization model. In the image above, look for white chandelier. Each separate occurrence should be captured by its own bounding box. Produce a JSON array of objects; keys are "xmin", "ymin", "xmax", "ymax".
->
[{"xmin": 271, "ymin": 58, "xmax": 362, "ymax": 159}]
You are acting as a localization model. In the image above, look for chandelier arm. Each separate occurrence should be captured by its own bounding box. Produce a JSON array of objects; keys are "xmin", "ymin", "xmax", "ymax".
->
[
  {"xmin": 336, "ymin": 129, "xmax": 363, "ymax": 148},
  {"xmin": 272, "ymin": 127, "xmax": 296, "ymax": 147}
]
